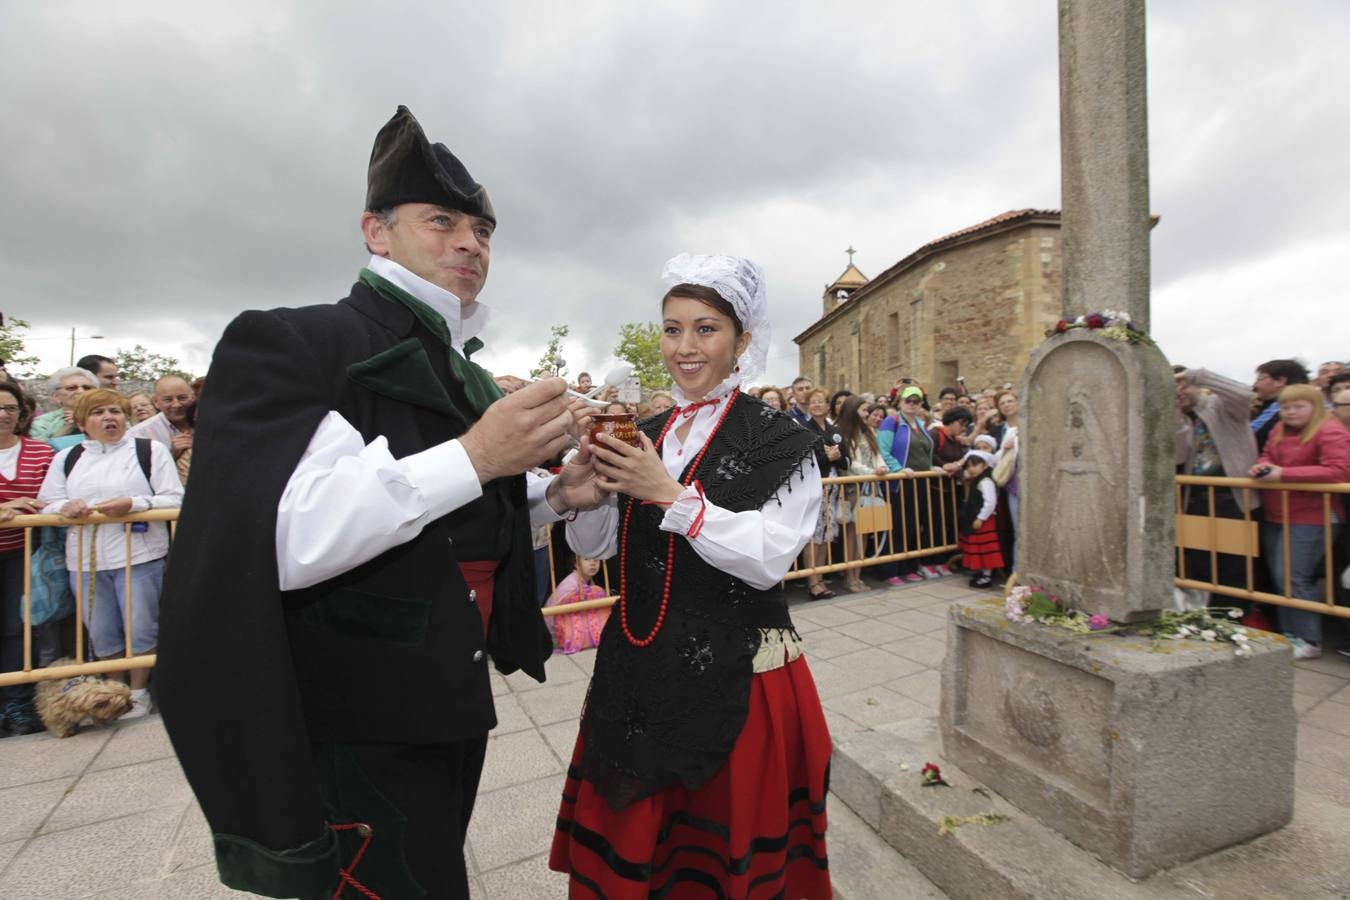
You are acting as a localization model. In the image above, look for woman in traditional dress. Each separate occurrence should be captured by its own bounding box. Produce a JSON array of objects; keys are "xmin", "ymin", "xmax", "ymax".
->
[{"xmin": 549, "ymin": 254, "xmax": 832, "ymax": 898}]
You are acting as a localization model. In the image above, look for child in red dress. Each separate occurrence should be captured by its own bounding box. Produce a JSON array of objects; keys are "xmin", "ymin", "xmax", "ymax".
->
[{"xmin": 959, "ymin": 450, "xmax": 1004, "ymax": 588}]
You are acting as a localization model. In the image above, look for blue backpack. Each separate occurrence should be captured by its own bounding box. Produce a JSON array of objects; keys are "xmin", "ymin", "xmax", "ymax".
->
[{"xmin": 27, "ymin": 527, "xmax": 74, "ymax": 626}]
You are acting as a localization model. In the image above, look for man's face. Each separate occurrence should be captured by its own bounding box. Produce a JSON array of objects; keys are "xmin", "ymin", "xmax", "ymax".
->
[
  {"xmin": 1252, "ymin": 370, "xmax": 1284, "ymax": 401},
  {"xmin": 1176, "ymin": 381, "xmax": 1199, "ymax": 414},
  {"xmin": 56, "ymin": 375, "xmax": 95, "ymax": 410},
  {"xmin": 939, "ymin": 394, "xmax": 956, "ymax": 411},
  {"xmin": 95, "ymin": 361, "xmax": 119, "ymax": 389},
  {"xmin": 1331, "ymin": 382, "xmax": 1350, "ymax": 419},
  {"xmin": 155, "ymin": 377, "xmax": 195, "ymax": 426},
  {"xmin": 945, "ymin": 419, "xmax": 968, "ymax": 438},
  {"xmin": 1316, "ymin": 362, "xmax": 1345, "ymax": 389},
  {"xmin": 793, "ymin": 380, "xmax": 813, "ymax": 406},
  {"xmin": 364, "ymin": 203, "xmax": 492, "ymax": 303}
]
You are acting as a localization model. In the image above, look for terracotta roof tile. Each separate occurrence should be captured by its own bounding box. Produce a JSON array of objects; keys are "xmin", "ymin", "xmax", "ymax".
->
[{"xmin": 915, "ymin": 208, "xmax": 1061, "ymax": 254}]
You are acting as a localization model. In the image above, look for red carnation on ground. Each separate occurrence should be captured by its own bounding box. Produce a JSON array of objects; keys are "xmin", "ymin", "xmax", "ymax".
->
[
  {"xmin": 1054, "ymin": 319, "xmax": 1069, "ymax": 333},
  {"xmin": 921, "ymin": 762, "xmax": 949, "ymax": 786},
  {"xmin": 1085, "ymin": 313, "xmax": 1107, "ymax": 328}
]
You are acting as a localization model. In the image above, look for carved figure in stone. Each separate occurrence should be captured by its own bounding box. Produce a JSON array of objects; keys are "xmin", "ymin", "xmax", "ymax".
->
[
  {"xmin": 1053, "ymin": 388, "xmax": 1125, "ymax": 587},
  {"xmin": 1028, "ymin": 346, "xmax": 1129, "ymax": 594}
]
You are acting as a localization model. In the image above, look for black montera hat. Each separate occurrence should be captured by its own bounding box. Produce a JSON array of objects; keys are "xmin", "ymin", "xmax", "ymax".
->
[{"xmin": 365, "ymin": 106, "xmax": 495, "ymax": 225}]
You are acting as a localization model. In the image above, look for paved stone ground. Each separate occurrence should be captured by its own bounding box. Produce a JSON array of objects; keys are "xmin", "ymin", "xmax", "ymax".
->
[{"xmin": 1, "ymin": 575, "xmax": 1346, "ymax": 898}]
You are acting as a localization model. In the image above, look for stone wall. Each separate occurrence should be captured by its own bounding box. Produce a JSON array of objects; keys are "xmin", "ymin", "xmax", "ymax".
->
[{"xmin": 796, "ymin": 221, "xmax": 1063, "ymax": 395}]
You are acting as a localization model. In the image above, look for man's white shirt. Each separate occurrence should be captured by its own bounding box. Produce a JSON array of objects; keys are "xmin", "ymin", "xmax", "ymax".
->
[{"xmin": 274, "ymin": 257, "xmax": 562, "ymax": 590}]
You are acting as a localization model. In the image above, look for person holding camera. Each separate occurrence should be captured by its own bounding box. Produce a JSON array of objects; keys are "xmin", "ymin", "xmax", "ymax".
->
[{"xmin": 1248, "ymin": 384, "xmax": 1350, "ymax": 660}]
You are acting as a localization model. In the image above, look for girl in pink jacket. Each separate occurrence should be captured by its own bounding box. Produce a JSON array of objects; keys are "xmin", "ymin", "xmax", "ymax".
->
[{"xmin": 1250, "ymin": 384, "xmax": 1350, "ymax": 658}]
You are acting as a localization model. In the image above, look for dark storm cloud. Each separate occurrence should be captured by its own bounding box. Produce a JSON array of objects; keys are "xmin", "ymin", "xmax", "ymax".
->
[{"xmin": 0, "ymin": 1, "xmax": 1345, "ymax": 380}]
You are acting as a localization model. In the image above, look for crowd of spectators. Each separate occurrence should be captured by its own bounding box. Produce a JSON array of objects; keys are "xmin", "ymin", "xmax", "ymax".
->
[
  {"xmin": 748, "ymin": 359, "xmax": 1350, "ymax": 659},
  {"xmin": 2, "ymin": 352, "xmax": 1347, "ymax": 734},
  {"xmin": 1173, "ymin": 359, "xmax": 1350, "ymax": 659},
  {"xmin": 0, "ymin": 355, "xmax": 198, "ymax": 736}
]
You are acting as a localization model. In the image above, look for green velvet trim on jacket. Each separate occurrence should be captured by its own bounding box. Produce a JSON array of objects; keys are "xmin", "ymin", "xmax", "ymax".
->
[
  {"xmin": 213, "ymin": 827, "xmax": 338, "ymax": 899},
  {"xmin": 357, "ymin": 268, "xmax": 504, "ymax": 416}
]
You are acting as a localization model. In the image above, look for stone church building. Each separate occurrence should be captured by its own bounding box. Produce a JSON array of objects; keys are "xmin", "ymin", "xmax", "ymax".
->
[{"xmin": 793, "ymin": 209, "xmax": 1066, "ymax": 396}]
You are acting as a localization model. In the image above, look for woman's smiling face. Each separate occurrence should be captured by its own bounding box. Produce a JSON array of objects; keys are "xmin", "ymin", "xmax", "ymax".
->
[{"xmin": 661, "ymin": 295, "xmax": 749, "ymax": 400}]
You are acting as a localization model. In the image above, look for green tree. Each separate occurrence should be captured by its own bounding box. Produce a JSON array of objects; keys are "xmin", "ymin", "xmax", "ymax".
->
[
  {"xmin": 114, "ymin": 344, "xmax": 194, "ymax": 384},
  {"xmin": 615, "ymin": 322, "xmax": 670, "ymax": 390},
  {"xmin": 0, "ymin": 318, "xmax": 42, "ymax": 377},
  {"xmin": 529, "ymin": 324, "xmax": 569, "ymax": 379}
]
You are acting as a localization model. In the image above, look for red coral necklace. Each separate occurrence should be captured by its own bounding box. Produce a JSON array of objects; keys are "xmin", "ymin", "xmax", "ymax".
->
[{"xmin": 618, "ymin": 387, "xmax": 740, "ymax": 647}]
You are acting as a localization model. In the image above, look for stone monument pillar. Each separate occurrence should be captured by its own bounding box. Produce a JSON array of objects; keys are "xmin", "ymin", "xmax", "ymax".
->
[
  {"xmin": 1057, "ymin": 0, "xmax": 1151, "ymax": 332},
  {"xmin": 1018, "ymin": 331, "xmax": 1175, "ymax": 623},
  {"xmin": 940, "ymin": 0, "xmax": 1296, "ymax": 881},
  {"xmin": 1018, "ymin": 0, "xmax": 1174, "ymax": 623}
]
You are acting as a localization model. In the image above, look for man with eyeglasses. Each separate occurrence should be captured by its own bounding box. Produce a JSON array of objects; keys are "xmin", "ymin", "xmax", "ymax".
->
[
  {"xmin": 29, "ymin": 367, "xmax": 98, "ymax": 440},
  {"xmin": 1251, "ymin": 359, "xmax": 1308, "ymax": 453}
]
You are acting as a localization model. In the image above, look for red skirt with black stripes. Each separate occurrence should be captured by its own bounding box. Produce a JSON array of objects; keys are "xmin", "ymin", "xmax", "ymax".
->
[
  {"xmin": 548, "ymin": 654, "xmax": 833, "ymax": 899},
  {"xmin": 959, "ymin": 517, "xmax": 1005, "ymax": 571}
]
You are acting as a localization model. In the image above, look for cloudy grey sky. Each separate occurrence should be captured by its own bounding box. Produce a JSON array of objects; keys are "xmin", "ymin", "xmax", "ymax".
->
[{"xmin": 2, "ymin": 1, "xmax": 1346, "ymax": 386}]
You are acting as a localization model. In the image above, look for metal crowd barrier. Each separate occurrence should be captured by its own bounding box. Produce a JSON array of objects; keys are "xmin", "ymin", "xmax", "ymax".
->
[
  {"xmin": 1175, "ymin": 474, "xmax": 1349, "ymax": 619},
  {"xmin": 784, "ymin": 470, "xmax": 962, "ymax": 580},
  {"xmin": 2, "ymin": 473, "xmax": 1346, "ymax": 687},
  {"xmin": 0, "ymin": 510, "xmax": 175, "ymax": 688}
]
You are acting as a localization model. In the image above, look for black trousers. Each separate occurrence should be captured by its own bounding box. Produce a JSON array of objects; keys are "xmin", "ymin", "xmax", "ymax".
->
[
  {"xmin": 0, "ymin": 550, "xmax": 33, "ymax": 702},
  {"xmin": 892, "ymin": 478, "xmax": 956, "ymax": 574},
  {"xmin": 314, "ymin": 735, "xmax": 489, "ymax": 900}
]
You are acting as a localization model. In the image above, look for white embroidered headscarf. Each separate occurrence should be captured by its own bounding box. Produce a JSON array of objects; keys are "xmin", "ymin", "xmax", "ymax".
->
[{"xmin": 660, "ymin": 254, "xmax": 771, "ymax": 385}]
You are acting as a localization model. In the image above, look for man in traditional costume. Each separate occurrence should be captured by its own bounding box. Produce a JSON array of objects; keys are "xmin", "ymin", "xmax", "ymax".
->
[{"xmin": 158, "ymin": 106, "xmax": 601, "ymax": 899}]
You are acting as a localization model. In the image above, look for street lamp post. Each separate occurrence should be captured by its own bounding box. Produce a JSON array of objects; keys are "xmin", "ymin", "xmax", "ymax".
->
[{"xmin": 69, "ymin": 328, "xmax": 105, "ymax": 366}]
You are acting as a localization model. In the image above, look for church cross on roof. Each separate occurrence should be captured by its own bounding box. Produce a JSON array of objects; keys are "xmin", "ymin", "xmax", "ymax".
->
[{"xmin": 828, "ymin": 246, "xmax": 869, "ymax": 292}]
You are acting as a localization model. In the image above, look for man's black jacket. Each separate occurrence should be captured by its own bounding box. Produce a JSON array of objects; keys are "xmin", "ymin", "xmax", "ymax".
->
[{"xmin": 156, "ymin": 281, "xmax": 552, "ymax": 897}]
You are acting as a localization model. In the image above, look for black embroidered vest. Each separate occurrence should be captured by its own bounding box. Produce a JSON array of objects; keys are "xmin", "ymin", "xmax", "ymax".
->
[
  {"xmin": 958, "ymin": 471, "xmax": 992, "ymax": 536},
  {"xmin": 581, "ymin": 394, "xmax": 818, "ymax": 809}
]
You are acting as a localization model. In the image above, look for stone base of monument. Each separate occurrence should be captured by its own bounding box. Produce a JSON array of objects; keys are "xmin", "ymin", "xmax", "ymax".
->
[
  {"xmin": 938, "ymin": 597, "xmax": 1295, "ymax": 880},
  {"xmin": 831, "ymin": 716, "xmax": 1350, "ymax": 900}
]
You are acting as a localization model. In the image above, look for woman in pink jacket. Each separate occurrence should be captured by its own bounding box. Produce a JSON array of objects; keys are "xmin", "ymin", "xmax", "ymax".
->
[{"xmin": 1249, "ymin": 384, "xmax": 1350, "ymax": 659}]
